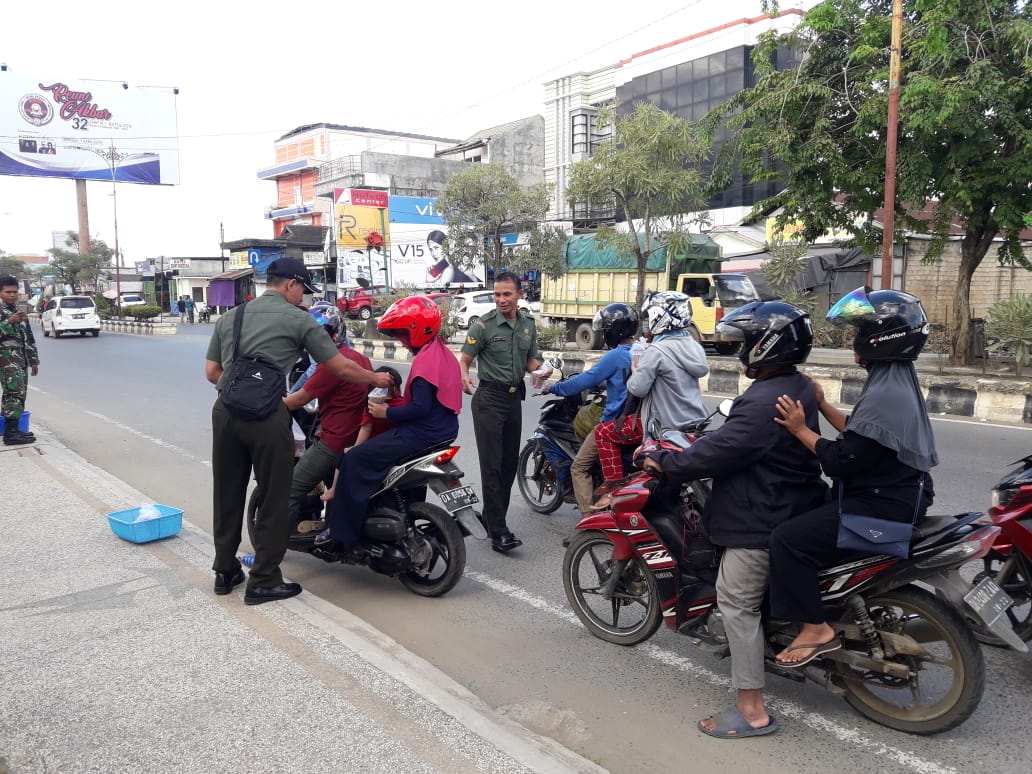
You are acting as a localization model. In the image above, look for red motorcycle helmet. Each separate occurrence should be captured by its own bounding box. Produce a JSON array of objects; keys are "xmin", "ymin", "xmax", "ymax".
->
[{"xmin": 378, "ymin": 295, "xmax": 442, "ymax": 349}]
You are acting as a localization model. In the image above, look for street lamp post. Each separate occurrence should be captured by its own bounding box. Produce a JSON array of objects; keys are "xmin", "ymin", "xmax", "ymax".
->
[{"xmin": 75, "ymin": 143, "xmax": 128, "ymax": 313}]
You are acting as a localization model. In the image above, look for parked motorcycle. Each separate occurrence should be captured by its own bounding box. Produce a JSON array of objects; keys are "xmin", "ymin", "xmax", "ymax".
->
[
  {"xmin": 516, "ymin": 358, "xmax": 607, "ymax": 513},
  {"xmin": 967, "ymin": 454, "xmax": 1032, "ymax": 645},
  {"xmin": 562, "ymin": 415, "xmax": 1026, "ymax": 735},
  {"xmin": 197, "ymin": 305, "xmax": 211, "ymax": 323},
  {"xmin": 246, "ymin": 375, "xmax": 486, "ymax": 597}
]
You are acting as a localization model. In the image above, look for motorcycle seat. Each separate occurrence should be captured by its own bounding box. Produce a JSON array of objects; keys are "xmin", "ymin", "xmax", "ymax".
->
[{"xmin": 912, "ymin": 511, "xmax": 983, "ymax": 546}]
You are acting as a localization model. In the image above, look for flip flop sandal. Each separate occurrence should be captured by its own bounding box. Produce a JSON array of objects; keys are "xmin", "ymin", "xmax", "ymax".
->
[
  {"xmin": 313, "ymin": 529, "xmax": 336, "ymax": 546},
  {"xmin": 776, "ymin": 636, "xmax": 843, "ymax": 669},
  {"xmin": 698, "ymin": 706, "xmax": 779, "ymax": 739}
]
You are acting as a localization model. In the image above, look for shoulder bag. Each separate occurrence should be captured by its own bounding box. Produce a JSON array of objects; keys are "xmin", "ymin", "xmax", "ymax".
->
[
  {"xmin": 836, "ymin": 476, "xmax": 925, "ymax": 560},
  {"xmin": 219, "ymin": 302, "xmax": 286, "ymax": 421}
]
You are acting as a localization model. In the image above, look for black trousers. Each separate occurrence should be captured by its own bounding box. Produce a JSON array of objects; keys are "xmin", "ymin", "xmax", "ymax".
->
[
  {"xmin": 769, "ymin": 495, "xmax": 929, "ymax": 623},
  {"xmin": 471, "ymin": 386, "xmax": 523, "ymax": 539},
  {"xmin": 211, "ymin": 399, "xmax": 294, "ymax": 589}
]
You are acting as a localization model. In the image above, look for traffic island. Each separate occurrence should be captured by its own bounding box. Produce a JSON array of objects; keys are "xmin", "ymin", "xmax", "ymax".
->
[{"xmin": 101, "ymin": 318, "xmax": 178, "ymax": 335}]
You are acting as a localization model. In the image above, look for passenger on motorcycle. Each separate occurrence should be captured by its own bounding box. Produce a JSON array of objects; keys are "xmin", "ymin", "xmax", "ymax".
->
[
  {"xmin": 544, "ymin": 303, "xmax": 636, "ymax": 513},
  {"xmin": 640, "ymin": 301, "xmax": 828, "ymax": 738},
  {"xmin": 315, "ymin": 296, "xmax": 463, "ymax": 547},
  {"xmin": 770, "ymin": 287, "xmax": 938, "ymax": 667},
  {"xmin": 592, "ymin": 291, "xmax": 709, "ymax": 509},
  {"xmin": 283, "ymin": 306, "xmax": 374, "ymax": 527}
]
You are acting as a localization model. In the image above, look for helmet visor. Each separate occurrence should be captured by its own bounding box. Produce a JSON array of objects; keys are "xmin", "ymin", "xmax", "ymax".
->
[
  {"xmin": 827, "ymin": 286, "xmax": 877, "ymax": 328},
  {"xmin": 714, "ymin": 320, "xmax": 745, "ymax": 341}
]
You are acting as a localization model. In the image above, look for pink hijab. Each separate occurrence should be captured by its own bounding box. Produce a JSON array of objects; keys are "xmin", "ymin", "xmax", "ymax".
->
[{"xmin": 406, "ymin": 336, "xmax": 463, "ymax": 415}]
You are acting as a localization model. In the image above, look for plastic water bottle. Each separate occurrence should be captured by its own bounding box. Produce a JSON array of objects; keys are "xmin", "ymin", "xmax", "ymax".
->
[{"xmin": 240, "ymin": 553, "xmax": 255, "ymax": 568}]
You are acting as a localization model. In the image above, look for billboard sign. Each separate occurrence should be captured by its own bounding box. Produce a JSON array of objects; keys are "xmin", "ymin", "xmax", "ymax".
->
[
  {"xmin": 335, "ymin": 188, "xmax": 388, "ymax": 250},
  {"xmin": 0, "ymin": 74, "xmax": 180, "ymax": 185},
  {"xmin": 388, "ymin": 196, "xmax": 483, "ymax": 289}
]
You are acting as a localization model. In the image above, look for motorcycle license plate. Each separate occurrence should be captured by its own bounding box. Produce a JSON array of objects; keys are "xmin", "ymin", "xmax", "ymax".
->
[
  {"xmin": 438, "ymin": 485, "xmax": 479, "ymax": 513},
  {"xmin": 964, "ymin": 576, "xmax": 1013, "ymax": 626}
]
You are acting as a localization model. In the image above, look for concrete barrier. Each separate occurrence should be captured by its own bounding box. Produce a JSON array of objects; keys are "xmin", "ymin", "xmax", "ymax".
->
[{"xmin": 101, "ymin": 319, "xmax": 178, "ymax": 336}]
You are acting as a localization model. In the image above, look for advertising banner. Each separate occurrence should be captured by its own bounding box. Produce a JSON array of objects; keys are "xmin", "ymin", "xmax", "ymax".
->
[
  {"xmin": 335, "ymin": 189, "xmax": 388, "ymax": 250},
  {"xmin": 0, "ymin": 74, "xmax": 180, "ymax": 184},
  {"xmin": 388, "ymin": 196, "xmax": 483, "ymax": 289}
]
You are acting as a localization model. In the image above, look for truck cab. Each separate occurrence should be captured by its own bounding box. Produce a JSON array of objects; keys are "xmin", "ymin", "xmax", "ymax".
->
[{"xmin": 675, "ymin": 273, "xmax": 760, "ymax": 354}]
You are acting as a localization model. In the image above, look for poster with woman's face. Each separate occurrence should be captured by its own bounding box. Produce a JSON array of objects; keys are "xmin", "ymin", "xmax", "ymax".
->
[{"xmin": 388, "ymin": 196, "xmax": 483, "ymax": 288}]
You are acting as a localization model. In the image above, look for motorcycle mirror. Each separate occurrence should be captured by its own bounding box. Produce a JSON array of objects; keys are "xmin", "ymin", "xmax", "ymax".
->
[{"xmin": 718, "ymin": 398, "xmax": 733, "ymax": 417}]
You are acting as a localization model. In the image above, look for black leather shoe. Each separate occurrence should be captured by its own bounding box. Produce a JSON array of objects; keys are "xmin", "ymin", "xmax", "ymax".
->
[
  {"xmin": 244, "ymin": 582, "xmax": 302, "ymax": 605},
  {"xmin": 3, "ymin": 430, "xmax": 34, "ymax": 446},
  {"xmin": 491, "ymin": 533, "xmax": 522, "ymax": 553},
  {"xmin": 214, "ymin": 568, "xmax": 245, "ymax": 595},
  {"xmin": 562, "ymin": 534, "xmax": 573, "ymax": 548}
]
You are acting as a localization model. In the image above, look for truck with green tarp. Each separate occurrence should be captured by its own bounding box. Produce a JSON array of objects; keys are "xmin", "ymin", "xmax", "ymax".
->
[{"xmin": 539, "ymin": 233, "xmax": 760, "ymax": 351}]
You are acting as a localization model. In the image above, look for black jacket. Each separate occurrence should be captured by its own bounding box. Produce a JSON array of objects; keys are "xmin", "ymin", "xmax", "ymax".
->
[{"xmin": 652, "ymin": 369, "xmax": 828, "ymax": 549}]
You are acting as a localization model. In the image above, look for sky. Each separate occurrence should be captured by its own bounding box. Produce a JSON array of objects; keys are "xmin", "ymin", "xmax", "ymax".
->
[{"xmin": 0, "ymin": 0, "xmax": 781, "ymax": 261}]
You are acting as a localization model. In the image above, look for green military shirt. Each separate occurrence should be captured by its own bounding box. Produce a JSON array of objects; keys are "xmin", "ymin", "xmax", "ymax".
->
[
  {"xmin": 0, "ymin": 304, "xmax": 39, "ymax": 366},
  {"xmin": 461, "ymin": 308, "xmax": 541, "ymax": 386},
  {"xmin": 206, "ymin": 290, "xmax": 339, "ymax": 391}
]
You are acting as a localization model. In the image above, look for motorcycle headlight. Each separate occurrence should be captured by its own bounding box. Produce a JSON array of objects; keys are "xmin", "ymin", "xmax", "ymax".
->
[{"xmin": 992, "ymin": 487, "xmax": 1013, "ymax": 509}]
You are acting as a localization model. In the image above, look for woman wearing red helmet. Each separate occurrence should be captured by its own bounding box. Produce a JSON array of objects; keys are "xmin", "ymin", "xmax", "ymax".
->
[{"xmin": 316, "ymin": 295, "xmax": 463, "ymax": 547}]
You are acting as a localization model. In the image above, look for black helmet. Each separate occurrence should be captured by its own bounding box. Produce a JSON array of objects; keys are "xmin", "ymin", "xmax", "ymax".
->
[
  {"xmin": 827, "ymin": 286, "xmax": 928, "ymax": 361},
  {"xmin": 592, "ymin": 303, "xmax": 638, "ymax": 349},
  {"xmin": 717, "ymin": 300, "xmax": 813, "ymax": 373}
]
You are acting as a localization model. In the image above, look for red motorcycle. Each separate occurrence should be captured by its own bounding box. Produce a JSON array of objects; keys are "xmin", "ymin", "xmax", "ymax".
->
[
  {"xmin": 562, "ymin": 417, "xmax": 1024, "ymax": 735},
  {"xmin": 969, "ymin": 454, "xmax": 1032, "ymax": 645}
]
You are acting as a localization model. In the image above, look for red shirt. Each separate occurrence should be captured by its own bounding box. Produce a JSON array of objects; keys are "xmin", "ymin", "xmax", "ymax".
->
[
  {"xmin": 302, "ymin": 347, "xmax": 372, "ymax": 452},
  {"xmin": 362, "ymin": 395, "xmax": 405, "ymax": 438}
]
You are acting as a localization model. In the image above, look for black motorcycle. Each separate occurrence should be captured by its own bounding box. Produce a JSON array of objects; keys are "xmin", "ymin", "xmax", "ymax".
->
[
  {"xmin": 246, "ymin": 371, "xmax": 485, "ymax": 597},
  {"xmin": 516, "ymin": 358, "xmax": 609, "ymax": 514}
]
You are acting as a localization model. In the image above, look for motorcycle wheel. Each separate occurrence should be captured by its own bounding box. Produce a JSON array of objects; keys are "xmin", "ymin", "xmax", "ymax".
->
[
  {"xmin": 247, "ymin": 488, "xmax": 317, "ymax": 551},
  {"xmin": 970, "ymin": 549, "xmax": 1032, "ymax": 646},
  {"xmin": 836, "ymin": 585, "xmax": 985, "ymax": 735},
  {"xmin": 563, "ymin": 530, "xmax": 662, "ymax": 646},
  {"xmin": 517, "ymin": 442, "xmax": 564, "ymax": 514},
  {"xmin": 398, "ymin": 502, "xmax": 466, "ymax": 597}
]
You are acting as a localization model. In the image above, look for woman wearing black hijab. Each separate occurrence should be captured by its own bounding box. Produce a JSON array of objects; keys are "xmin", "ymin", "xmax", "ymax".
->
[{"xmin": 767, "ymin": 287, "xmax": 938, "ymax": 667}]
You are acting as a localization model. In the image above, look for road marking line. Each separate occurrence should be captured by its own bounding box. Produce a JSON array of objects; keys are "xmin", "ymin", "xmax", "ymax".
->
[{"xmin": 465, "ymin": 569, "xmax": 957, "ymax": 774}]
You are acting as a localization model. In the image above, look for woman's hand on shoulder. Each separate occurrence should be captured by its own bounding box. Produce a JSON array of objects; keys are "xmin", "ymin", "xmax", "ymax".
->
[{"xmin": 773, "ymin": 394, "xmax": 807, "ymax": 435}]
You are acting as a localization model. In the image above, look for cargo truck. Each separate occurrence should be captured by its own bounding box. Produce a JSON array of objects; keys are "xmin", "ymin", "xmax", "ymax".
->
[{"xmin": 539, "ymin": 234, "xmax": 760, "ymax": 351}]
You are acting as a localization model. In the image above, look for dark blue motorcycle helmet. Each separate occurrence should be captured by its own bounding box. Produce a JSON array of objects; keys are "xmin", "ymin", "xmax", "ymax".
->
[{"xmin": 592, "ymin": 303, "xmax": 638, "ymax": 349}]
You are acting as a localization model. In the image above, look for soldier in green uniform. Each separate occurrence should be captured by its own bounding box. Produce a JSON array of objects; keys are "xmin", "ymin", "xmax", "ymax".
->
[
  {"xmin": 460, "ymin": 272, "xmax": 552, "ymax": 553},
  {"xmin": 205, "ymin": 258, "xmax": 392, "ymax": 605},
  {"xmin": 0, "ymin": 276, "xmax": 39, "ymax": 446}
]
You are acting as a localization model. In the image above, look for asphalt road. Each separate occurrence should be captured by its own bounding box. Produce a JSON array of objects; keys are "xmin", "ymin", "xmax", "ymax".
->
[{"xmin": 24, "ymin": 322, "xmax": 1032, "ymax": 774}]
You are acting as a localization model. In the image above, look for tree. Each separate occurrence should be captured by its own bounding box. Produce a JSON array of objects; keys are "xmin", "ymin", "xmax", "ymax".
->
[
  {"xmin": 709, "ymin": 0, "xmax": 1032, "ymax": 364},
  {"xmin": 47, "ymin": 231, "xmax": 113, "ymax": 293},
  {"xmin": 566, "ymin": 102, "xmax": 711, "ymax": 314},
  {"xmin": 0, "ymin": 249, "xmax": 26, "ymax": 278},
  {"xmin": 435, "ymin": 163, "xmax": 567, "ymax": 282}
]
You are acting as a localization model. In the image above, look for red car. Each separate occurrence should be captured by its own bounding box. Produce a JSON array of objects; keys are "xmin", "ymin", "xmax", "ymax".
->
[{"xmin": 336, "ymin": 285, "xmax": 391, "ymax": 320}]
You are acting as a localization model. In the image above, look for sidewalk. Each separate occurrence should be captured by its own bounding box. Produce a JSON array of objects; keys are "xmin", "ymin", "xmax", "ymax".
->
[{"xmin": 0, "ymin": 428, "xmax": 606, "ymax": 774}]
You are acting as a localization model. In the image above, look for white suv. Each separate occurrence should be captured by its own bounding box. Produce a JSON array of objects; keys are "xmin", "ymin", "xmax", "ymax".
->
[
  {"xmin": 451, "ymin": 290, "xmax": 531, "ymax": 328},
  {"xmin": 41, "ymin": 295, "xmax": 101, "ymax": 338}
]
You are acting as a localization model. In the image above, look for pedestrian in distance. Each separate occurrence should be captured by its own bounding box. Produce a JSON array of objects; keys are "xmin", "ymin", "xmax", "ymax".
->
[
  {"xmin": 640, "ymin": 301, "xmax": 828, "ymax": 739},
  {"xmin": 185, "ymin": 297, "xmax": 195, "ymax": 324},
  {"xmin": 177, "ymin": 296, "xmax": 187, "ymax": 323},
  {"xmin": 459, "ymin": 272, "xmax": 552, "ymax": 553},
  {"xmin": 0, "ymin": 275, "xmax": 39, "ymax": 446},
  {"xmin": 204, "ymin": 258, "xmax": 393, "ymax": 605}
]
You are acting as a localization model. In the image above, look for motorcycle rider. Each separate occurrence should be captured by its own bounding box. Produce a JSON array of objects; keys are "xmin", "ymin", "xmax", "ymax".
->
[
  {"xmin": 316, "ymin": 296, "xmax": 463, "ymax": 547},
  {"xmin": 640, "ymin": 301, "xmax": 828, "ymax": 739},
  {"xmin": 282, "ymin": 306, "xmax": 372, "ymax": 529},
  {"xmin": 770, "ymin": 287, "xmax": 937, "ymax": 667},
  {"xmin": 544, "ymin": 303, "xmax": 637, "ymax": 514},
  {"xmin": 592, "ymin": 291, "xmax": 709, "ymax": 509}
]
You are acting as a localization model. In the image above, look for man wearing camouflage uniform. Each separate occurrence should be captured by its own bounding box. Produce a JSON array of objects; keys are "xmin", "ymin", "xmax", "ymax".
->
[{"xmin": 0, "ymin": 275, "xmax": 39, "ymax": 446}]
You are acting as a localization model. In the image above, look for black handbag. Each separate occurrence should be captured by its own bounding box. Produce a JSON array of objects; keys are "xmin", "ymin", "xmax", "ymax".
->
[
  {"xmin": 219, "ymin": 302, "xmax": 285, "ymax": 421},
  {"xmin": 836, "ymin": 476, "xmax": 925, "ymax": 560}
]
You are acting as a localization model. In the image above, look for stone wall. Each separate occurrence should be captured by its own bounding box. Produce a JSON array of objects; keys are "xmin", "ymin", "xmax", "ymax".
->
[{"xmin": 903, "ymin": 239, "xmax": 1032, "ymax": 325}]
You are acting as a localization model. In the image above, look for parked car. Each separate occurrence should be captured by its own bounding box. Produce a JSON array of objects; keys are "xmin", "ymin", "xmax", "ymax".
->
[
  {"xmin": 451, "ymin": 290, "xmax": 531, "ymax": 329},
  {"xmin": 120, "ymin": 294, "xmax": 146, "ymax": 307},
  {"xmin": 40, "ymin": 295, "xmax": 100, "ymax": 338},
  {"xmin": 336, "ymin": 285, "xmax": 392, "ymax": 320}
]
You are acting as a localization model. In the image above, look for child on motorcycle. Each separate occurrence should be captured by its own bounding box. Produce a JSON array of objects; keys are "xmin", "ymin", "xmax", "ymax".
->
[{"xmin": 315, "ymin": 296, "xmax": 463, "ymax": 547}]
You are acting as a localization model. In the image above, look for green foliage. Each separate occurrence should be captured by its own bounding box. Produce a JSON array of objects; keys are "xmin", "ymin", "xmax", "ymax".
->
[
  {"xmin": 0, "ymin": 253, "xmax": 26, "ymax": 277},
  {"xmin": 346, "ymin": 320, "xmax": 366, "ymax": 340},
  {"xmin": 435, "ymin": 163, "xmax": 565, "ymax": 280},
  {"xmin": 566, "ymin": 102, "xmax": 711, "ymax": 313},
  {"xmin": 535, "ymin": 320, "xmax": 568, "ymax": 350},
  {"xmin": 985, "ymin": 293, "xmax": 1032, "ymax": 376},
  {"xmin": 708, "ymin": 0, "xmax": 1032, "ymax": 364},
  {"xmin": 124, "ymin": 305, "xmax": 162, "ymax": 321},
  {"xmin": 47, "ymin": 231, "xmax": 114, "ymax": 294},
  {"xmin": 761, "ymin": 240, "xmax": 809, "ymax": 295}
]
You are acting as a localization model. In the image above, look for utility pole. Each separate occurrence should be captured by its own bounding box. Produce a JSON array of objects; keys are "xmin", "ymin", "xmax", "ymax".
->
[{"xmin": 880, "ymin": 0, "xmax": 903, "ymax": 290}]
